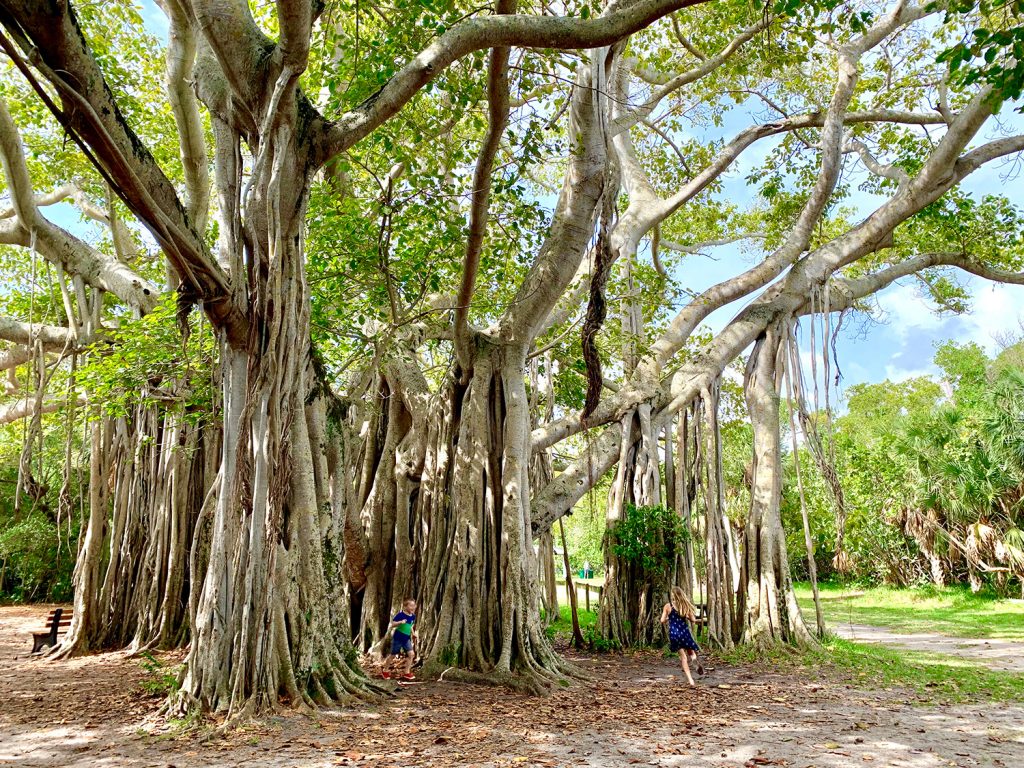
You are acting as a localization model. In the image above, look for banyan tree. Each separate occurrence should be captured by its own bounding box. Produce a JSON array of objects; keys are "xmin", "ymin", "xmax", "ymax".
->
[{"xmin": 1, "ymin": 0, "xmax": 1023, "ymax": 718}]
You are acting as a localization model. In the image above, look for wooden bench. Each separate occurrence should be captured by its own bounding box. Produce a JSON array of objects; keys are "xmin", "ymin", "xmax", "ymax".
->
[{"xmin": 31, "ymin": 607, "xmax": 72, "ymax": 654}]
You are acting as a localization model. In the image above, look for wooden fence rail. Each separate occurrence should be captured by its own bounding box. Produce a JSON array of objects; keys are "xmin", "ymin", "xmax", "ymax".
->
[{"xmin": 563, "ymin": 577, "xmax": 604, "ymax": 612}]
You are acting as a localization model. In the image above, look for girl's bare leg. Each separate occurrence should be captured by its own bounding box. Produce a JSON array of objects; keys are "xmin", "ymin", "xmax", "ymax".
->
[
  {"xmin": 688, "ymin": 650, "xmax": 704, "ymax": 675},
  {"xmin": 679, "ymin": 650, "xmax": 695, "ymax": 686}
]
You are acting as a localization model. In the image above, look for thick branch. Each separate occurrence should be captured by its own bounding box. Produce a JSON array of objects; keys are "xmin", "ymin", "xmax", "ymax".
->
[
  {"xmin": 0, "ymin": 1, "xmax": 242, "ymax": 335},
  {"xmin": 159, "ymin": 0, "xmax": 211, "ymax": 233},
  {"xmin": 0, "ymin": 346, "xmax": 33, "ymax": 372},
  {"xmin": 0, "ymin": 93, "xmax": 158, "ymax": 311},
  {"xmin": 824, "ymin": 251, "xmax": 1024, "ymax": 313},
  {"xmin": 493, "ymin": 52, "xmax": 608, "ymax": 345},
  {"xmin": 1, "ymin": 180, "xmax": 142, "ymax": 262},
  {"xmin": 0, "ymin": 317, "xmax": 75, "ymax": 349},
  {"xmin": 0, "ymin": 393, "xmax": 84, "ymax": 425},
  {"xmin": 324, "ymin": 0, "xmax": 715, "ymax": 158},
  {"xmin": 188, "ymin": 0, "xmax": 268, "ymax": 112},
  {"xmin": 454, "ymin": 0, "xmax": 516, "ymax": 371},
  {"xmin": 277, "ymin": 0, "xmax": 322, "ymax": 72},
  {"xmin": 534, "ymin": 88, "xmax": 1014, "ymax": 469}
]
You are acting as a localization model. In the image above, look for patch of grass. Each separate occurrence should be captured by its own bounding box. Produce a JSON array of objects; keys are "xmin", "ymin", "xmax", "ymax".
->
[
  {"xmin": 794, "ymin": 582, "xmax": 1024, "ymax": 640},
  {"xmin": 582, "ymin": 623, "xmax": 620, "ymax": 651},
  {"xmin": 544, "ymin": 603, "xmax": 598, "ymax": 642},
  {"xmin": 165, "ymin": 706, "xmax": 205, "ymax": 735},
  {"xmin": 823, "ymin": 636, "xmax": 1024, "ymax": 703},
  {"xmin": 722, "ymin": 635, "xmax": 1024, "ymax": 704},
  {"xmin": 139, "ymin": 651, "xmax": 181, "ymax": 697}
]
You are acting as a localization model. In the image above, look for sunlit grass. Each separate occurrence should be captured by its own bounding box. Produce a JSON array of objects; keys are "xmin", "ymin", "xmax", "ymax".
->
[
  {"xmin": 794, "ymin": 582, "xmax": 1024, "ymax": 640},
  {"xmin": 721, "ymin": 635, "xmax": 1024, "ymax": 703},
  {"xmin": 544, "ymin": 602, "xmax": 598, "ymax": 640}
]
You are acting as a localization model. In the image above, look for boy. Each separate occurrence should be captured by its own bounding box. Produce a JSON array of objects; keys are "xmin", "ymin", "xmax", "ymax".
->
[{"xmin": 383, "ymin": 598, "xmax": 417, "ymax": 680}]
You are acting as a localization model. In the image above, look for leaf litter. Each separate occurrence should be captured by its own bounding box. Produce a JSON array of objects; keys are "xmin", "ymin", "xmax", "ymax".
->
[{"xmin": 1, "ymin": 606, "xmax": 1022, "ymax": 767}]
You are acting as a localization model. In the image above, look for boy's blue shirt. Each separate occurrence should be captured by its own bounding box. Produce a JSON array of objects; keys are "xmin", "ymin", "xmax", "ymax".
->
[{"xmin": 393, "ymin": 610, "xmax": 416, "ymax": 636}]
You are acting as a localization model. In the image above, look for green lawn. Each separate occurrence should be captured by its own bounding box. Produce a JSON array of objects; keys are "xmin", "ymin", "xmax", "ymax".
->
[
  {"xmin": 545, "ymin": 583, "xmax": 1024, "ymax": 702},
  {"xmin": 794, "ymin": 582, "xmax": 1024, "ymax": 641},
  {"xmin": 545, "ymin": 602, "xmax": 598, "ymax": 641},
  {"xmin": 723, "ymin": 634, "xmax": 1024, "ymax": 703}
]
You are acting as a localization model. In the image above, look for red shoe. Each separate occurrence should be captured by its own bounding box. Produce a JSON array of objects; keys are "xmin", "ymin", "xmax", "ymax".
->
[
  {"xmin": 381, "ymin": 671, "xmax": 391, "ymax": 679},
  {"xmin": 401, "ymin": 673, "xmax": 415, "ymax": 681}
]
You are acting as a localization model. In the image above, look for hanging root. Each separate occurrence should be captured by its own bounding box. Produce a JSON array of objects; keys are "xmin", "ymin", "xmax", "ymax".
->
[
  {"xmin": 580, "ymin": 196, "xmax": 614, "ymax": 422},
  {"xmin": 432, "ymin": 666, "xmax": 565, "ymax": 696},
  {"xmin": 422, "ymin": 630, "xmax": 585, "ymax": 695}
]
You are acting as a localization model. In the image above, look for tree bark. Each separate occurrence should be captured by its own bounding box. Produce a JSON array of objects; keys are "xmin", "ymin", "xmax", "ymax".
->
[
  {"xmin": 741, "ymin": 328, "xmax": 814, "ymax": 649},
  {"xmin": 416, "ymin": 346, "xmax": 572, "ymax": 690}
]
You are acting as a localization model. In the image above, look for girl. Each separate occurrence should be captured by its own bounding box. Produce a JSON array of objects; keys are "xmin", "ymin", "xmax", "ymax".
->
[{"xmin": 660, "ymin": 586, "xmax": 704, "ymax": 686}]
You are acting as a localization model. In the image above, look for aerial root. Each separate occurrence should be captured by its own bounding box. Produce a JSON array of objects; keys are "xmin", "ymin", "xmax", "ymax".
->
[{"xmin": 435, "ymin": 666, "xmax": 553, "ymax": 696}]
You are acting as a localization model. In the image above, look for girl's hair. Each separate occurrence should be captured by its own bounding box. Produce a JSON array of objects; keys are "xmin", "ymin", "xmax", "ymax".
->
[{"xmin": 670, "ymin": 586, "xmax": 696, "ymax": 621}]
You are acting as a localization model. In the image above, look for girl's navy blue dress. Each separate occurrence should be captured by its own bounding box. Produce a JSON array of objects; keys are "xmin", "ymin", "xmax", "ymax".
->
[{"xmin": 668, "ymin": 606, "xmax": 700, "ymax": 652}]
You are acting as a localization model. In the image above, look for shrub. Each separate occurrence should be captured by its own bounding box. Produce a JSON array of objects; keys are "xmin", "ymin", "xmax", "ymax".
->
[{"xmin": 0, "ymin": 513, "xmax": 74, "ymax": 602}]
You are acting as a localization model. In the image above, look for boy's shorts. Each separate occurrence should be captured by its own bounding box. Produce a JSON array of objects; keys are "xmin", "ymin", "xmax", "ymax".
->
[{"xmin": 391, "ymin": 634, "xmax": 414, "ymax": 655}]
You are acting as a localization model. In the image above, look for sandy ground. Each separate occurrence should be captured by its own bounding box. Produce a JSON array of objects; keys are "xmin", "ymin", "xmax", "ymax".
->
[
  {"xmin": 833, "ymin": 623, "xmax": 1024, "ymax": 673},
  {"xmin": 1, "ymin": 605, "xmax": 1022, "ymax": 768}
]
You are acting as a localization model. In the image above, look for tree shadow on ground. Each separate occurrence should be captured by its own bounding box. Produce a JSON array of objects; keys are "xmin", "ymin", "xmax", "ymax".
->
[{"xmin": 1, "ymin": 606, "xmax": 1022, "ymax": 767}]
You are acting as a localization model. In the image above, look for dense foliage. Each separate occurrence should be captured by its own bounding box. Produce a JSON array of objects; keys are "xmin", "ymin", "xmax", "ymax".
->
[{"xmin": 781, "ymin": 341, "xmax": 1024, "ymax": 595}]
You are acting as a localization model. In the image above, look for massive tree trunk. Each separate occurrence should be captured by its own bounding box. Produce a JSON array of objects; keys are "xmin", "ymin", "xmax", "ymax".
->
[
  {"xmin": 176, "ymin": 106, "xmax": 374, "ymax": 715},
  {"xmin": 741, "ymin": 328, "xmax": 814, "ymax": 649},
  {"xmin": 59, "ymin": 402, "xmax": 216, "ymax": 657},
  {"xmin": 416, "ymin": 345, "xmax": 572, "ymax": 690},
  {"xmin": 598, "ymin": 404, "xmax": 667, "ymax": 647}
]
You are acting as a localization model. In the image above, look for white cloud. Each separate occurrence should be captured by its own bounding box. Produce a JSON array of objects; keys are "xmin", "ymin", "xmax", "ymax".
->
[
  {"xmin": 883, "ymin": 362, "xmax": 937, "ymax": 382},
  {"xmin": 865, "ymin": 278, "xmax": 1024, "ymax": 385},
  {"xmin": 877, "ymin": 281, "xmax": 945, "ymax": 340},
  {"xmin": 959, "ymin": 280, "xmax": 1024, "ymax": 354}
]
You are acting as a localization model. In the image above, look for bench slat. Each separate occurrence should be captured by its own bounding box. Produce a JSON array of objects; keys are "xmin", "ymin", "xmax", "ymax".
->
[{"xmin": 31, "ymin": 608, "xmax": 73, "ymax": 653}]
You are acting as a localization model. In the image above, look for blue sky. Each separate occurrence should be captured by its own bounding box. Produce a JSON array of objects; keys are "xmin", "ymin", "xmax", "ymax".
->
[
  {"xmin": 680, "ymin": 118, "xmax": 1024, "ymax": 393},
  {"xmin": 128, "ymin": 1, "xmax": 1024, "ymax": 397},
  {"xmin": 139, "ymin": 1, "xmax": 168, "ymax": 39}
]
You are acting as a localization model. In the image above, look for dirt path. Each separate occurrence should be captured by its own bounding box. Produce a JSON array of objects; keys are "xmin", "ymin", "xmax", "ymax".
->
[
  {"xmin": 832, "ymin": 623, "xmax": 1024, "ymax": 673},
  {"xmin": 1, "ymin": 606, "xmax": 1022, "ymax": 767}
]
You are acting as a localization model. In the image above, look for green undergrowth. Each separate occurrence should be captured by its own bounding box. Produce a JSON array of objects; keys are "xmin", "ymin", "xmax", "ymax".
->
[
  {"xmin": 544, "ymin": 603, "xmax": 601, "ymax": 645},
  {"xmin": 794, "ymin": 582, "xmax": 1024, "ymax": 640},
  {"xmin": 546, "ymin": 604, "xmax": 669, "ymax": 652},
  {"xmin": 139, "ymin": 651, "xmax": 181, "ymax": 698},
  {"xmin": 721, "ymin": 635, "xmax": 1024, "ymax": 704}
]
